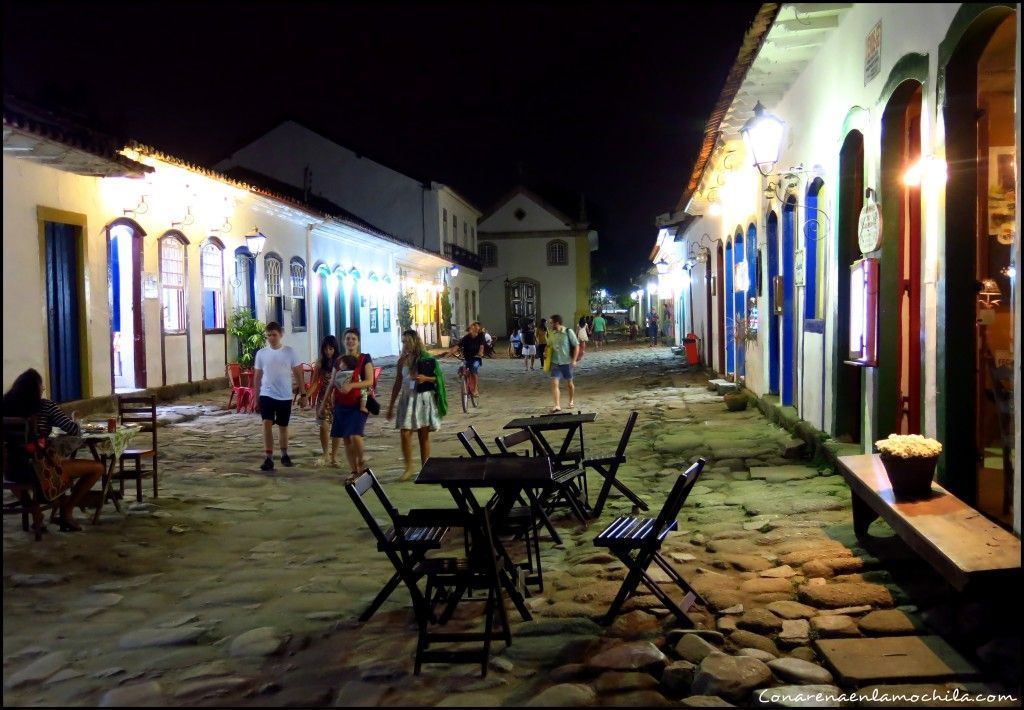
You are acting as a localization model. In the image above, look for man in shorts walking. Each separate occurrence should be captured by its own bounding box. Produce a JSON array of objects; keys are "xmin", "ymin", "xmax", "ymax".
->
[
  {"xmin": 253, "ymin": 322, "xmax": 307, "ymax": 471},
  {"xmin": 546, "ymin": 314, "xmax": 579, "ymax": 412},
  {"xmin": 521, "ymin": 319, "xmax": 537, "ymax": 370},
  {"xmin": 592, "ymin": 312, "xmax": 607, "ymax": 349}
]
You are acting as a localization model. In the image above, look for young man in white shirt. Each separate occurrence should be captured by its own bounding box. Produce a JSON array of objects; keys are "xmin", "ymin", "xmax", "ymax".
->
[{"xmin": 253, "ymin": 322, "xmax": 307, "ymax": 471}]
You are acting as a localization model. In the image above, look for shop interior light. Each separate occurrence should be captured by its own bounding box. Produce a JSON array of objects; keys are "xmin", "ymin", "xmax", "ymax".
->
[
  {"xmin": 902, "ymin": 156, "xmax": 947, "ymax": 187},
  {"xmin": 978, "ymin": 278, "xmax": 1002, "ymax": 307}
]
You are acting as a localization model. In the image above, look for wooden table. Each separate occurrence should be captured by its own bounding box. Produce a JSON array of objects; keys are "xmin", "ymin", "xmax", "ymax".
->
[
  {"xmin": 416, "ymin": 456, "xmax": 555, "ymax": 621},
  {"xmin": 837, "ymin": 454, "xmax": 1021, "ymax": 591},
  {"xmin": 503, "ymin": 413, "xmax": 596, "ymax": 465},
  {"xmin": 57, "ymin": 425, "xmax": 141, "ymax": 523}
]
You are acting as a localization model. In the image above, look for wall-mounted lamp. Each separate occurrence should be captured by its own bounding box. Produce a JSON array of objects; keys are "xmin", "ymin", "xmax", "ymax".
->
[
  {"xmin": 449, "ymin": 264, "xmax": 460, "ymax": 277},
  {"xmin": 655, "ymin": 258, "xmax": 670, "ymax": 275},
  {"xmin": 741, "ymin": 101, "xmax": 787, "ymax": 177},
  {"xmin": 171, "ymin": 206, "xmax": 195, "ymax": 229},
  {"xmin": 123, "ymin": 194, "xmax": 149, "ymax": 217},
  {"xmin": 245, "ymin": 228, "xmax": 267, "ymax": 257},
  {"xmin": 978, "ymin": 278, "xmax": 1002, "ymax": 308},
  {"xmin": 903, "ymin": 156, "xmax": 947, "ymax": 187}
]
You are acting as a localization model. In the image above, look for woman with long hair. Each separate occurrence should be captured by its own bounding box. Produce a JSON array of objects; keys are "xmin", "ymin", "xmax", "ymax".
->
[
  {"xmin": 306, "ymin": 335, "xmax": 341, "ymax": 466},
  {"xmin": 2, "ymin": 368, "xmax": 103, "ymax": 531},
  {"xmin": 388, "ymin": 330, "xmax": 447, "ymax": 481},
  {"xmin": 319, "ymin": 329, "xmax": 375, "ymax": 480}
]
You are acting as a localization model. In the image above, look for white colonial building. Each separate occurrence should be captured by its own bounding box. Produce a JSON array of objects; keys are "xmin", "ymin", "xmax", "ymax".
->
[
  {"xmin": 214, "ymin": 121, "xmax": 481, "ymax": 344},
  {"xmin": 651, "ymin": 3, "xmax": 1020, "ymax": 532},
  {"xmin": 2, "ymin": 99, "xmax": 448, "ymax": 404},
  {"xmin": 477, "ymin": 186, "xmax": 598, "ymax": 337}
]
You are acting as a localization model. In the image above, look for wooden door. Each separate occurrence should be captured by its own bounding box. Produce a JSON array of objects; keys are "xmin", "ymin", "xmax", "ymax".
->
[{"xmin": 44, "ymin": 222, "xmax": 83, "ymax": 402}]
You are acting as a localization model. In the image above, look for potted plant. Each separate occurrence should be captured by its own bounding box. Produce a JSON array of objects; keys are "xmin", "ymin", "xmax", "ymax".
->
[
  {"xmin": 723, "ymin": 389, "xmax": 748, "ymax": 411},
  {"xmin": 874, "ymin": 434, "xmax": 943, "ymax": 500},
  {"xmin": 439, "ymin": 284, "xmax": 452, "ymax": 348},
  {"xmin": 227, "ymin": 310, "xmax": 267, "ymax": 369},
  {"xmin": 397, "ymin": 290, "xmax": 415, "ymax": 332}
]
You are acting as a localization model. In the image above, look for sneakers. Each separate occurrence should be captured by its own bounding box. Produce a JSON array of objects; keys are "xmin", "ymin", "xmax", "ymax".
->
[
  {"xmin": 260, "ymin": 456, "xmax": 274, "ymax": 471},
  {"xmin": 281, "ymin": 453, "xmax": 294, "ymax": 467}
]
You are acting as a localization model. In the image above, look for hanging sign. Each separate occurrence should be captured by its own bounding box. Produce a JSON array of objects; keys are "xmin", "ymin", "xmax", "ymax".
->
[
  {"xmin": 143, "ymin": 273, "xmax": 159, "ymax": 300},
  {"xmin": 864, "ymin": 21, "xmax": 882, "ymax": 85},
  {"xmin": 858, "ymin": 191, "xmax": 882, "ymax": 254}
]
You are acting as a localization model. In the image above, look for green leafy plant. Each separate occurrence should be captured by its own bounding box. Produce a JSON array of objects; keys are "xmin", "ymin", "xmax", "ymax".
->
[
  {"xmin": 227, "ymin": 310, "xmax": 267, "ymax": 368},
  {"xmin": 728, "ymin": 316, "xmax": 758, "ymax": 345},
  {"xmin": 440, "ymin": 284, "xmax": 452, "ymax": 335},
  {"xmin": 397, "ymin": 290, "xmax": 415, "ymax": 332}
]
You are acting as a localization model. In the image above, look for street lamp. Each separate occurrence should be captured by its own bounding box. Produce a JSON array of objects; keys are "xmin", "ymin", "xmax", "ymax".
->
[
  {"xmin": 450, "ymin": 264, "xmax": 460, "ymax": 277},
  {"xmin": 741, "ymin": 101, "xmax": 787, "ymax": 176},
  {"xmin": 245, "ymin": 228, "xmax": 268, "ymax": 258},
  {"xmin": 655, "ymin": 258, "xmax": 670, "ymax": 275}
]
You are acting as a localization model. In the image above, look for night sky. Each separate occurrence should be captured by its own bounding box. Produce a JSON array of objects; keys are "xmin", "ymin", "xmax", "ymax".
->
[{"xmin": 4, "ymin": 1, "xmax": 761, "ymax": 292}]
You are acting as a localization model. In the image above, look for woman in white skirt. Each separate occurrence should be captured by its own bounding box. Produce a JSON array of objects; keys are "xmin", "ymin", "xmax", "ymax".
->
[{"xmin": 388, "ymin": 330, "xmax": 448, "ymax": 481}]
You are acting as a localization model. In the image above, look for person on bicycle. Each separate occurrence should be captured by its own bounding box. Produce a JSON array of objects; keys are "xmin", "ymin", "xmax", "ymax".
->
[{"xmin": 455, "ymin": 321, "xmax": 485, "ymax": 397}]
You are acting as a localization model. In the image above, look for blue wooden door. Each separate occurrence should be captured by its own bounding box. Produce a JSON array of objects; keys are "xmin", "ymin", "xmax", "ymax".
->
[
  {"xmin": 725, "ymin": 241, "xmax": 734, "ymax": 374},
  {"xmin": 782, "ymin": 200, "xmax": 797, "ymax": 406},
  {"xmin": 45, "ymin": 222, "xmax": 83, "ymax": 402},
  {"xmin": 766, "ymin": 213, "xmax": 780, "ymax": 394}
]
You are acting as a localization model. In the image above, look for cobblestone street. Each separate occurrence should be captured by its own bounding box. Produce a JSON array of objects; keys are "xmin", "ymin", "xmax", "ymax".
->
[{"xmin": 3, "ymin": 344, "xmax": 1019, "ymax": 706}]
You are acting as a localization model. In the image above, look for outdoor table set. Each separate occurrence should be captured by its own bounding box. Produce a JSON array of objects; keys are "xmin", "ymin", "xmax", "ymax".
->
[{"xmin": 52, "ymin": 422, "xmax": 141, "ymax": 523}]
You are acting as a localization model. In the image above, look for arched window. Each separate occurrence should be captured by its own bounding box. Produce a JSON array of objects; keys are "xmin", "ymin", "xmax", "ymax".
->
[
  {"xmin": 265, "ymin": 253, "xmax": 284, "ymax": 325},
  {"xmin": 480, "ymin": 242, "xmax": 497, "ymax": 268},
  {"xmin": 159, "ymin": 231, "xmax": 189, "ymax": 333},
  {"xmin": 290, "ymin": 257, "xmax": 307, "ymax": 331},
  {"xmin": 201, "ymin": 238, "xmax": 225, "ymax": 331},
  {"xmin": 234, "ymin": 247, "xmax": 255, "ymax": 317},
  {"xmin": 546, "ymin": 239, "xmax": 568, "ymax": 266}
]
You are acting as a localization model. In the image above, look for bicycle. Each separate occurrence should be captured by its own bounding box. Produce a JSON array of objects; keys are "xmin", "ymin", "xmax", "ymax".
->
[{"xmin": 457, "ymin": 363, "xmax": 479, "ymax": 413}]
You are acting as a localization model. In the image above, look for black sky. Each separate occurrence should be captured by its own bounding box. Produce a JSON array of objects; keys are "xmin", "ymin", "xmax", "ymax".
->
[{"xmin": 4, "ymin": 0, "xmax": 760, "ymax": 292}]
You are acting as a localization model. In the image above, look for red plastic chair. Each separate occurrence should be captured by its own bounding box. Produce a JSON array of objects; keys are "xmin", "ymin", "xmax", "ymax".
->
[
  {"xmin": 227, "ymin": 364, "xmax": 255, "ymax": 413},
  {"xmin": 294, "ymin": 363, "xmax": 315, "ymax": 404}
]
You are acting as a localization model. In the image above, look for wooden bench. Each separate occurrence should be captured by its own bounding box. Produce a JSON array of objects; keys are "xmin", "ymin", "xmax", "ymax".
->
[{"xmin": 837, "ymin": 454, "xmax": 1021, "ymax": 591}]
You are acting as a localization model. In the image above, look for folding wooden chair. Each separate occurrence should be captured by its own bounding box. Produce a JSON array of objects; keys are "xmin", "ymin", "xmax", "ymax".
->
[
  {"xmin": 346, "ymin": 470, "xmax": 464, "ymax": 622},
  {"xmin": 116, "ymin": 395, "xmax": 158, "ymax": 502},
  {"xmin": 457, "ymin": 425, "xmax": 493, "ymax": 458},
  {"xmin": 492, "ymin": 429, "xmax": 549, "ymax": 588},
  {"xmin": 593, "ymin": 457, "xmax": 707, "ymax": 626},
  {"xmin": 584, "ymin": 411, "xmax": 645, "ymax": 518},
  {"xmin": 2, "ymin": 416, "xmax": 59, "ymax": 541},
  {"xmin": 346, "ymin": 473, "xmax": 508, "ymax": 677}
]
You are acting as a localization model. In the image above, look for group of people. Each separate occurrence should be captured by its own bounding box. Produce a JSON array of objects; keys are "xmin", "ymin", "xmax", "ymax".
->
[
  {"xmin": 508, "ymin": 312, "xmax": 607, "ymax": 364},
  {"xmin": 253, "ymin": 321, "xmax": 446, "ymax": 483}
]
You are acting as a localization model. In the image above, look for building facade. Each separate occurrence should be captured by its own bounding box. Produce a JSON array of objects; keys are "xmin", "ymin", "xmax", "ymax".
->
[
  {"xmin": 652, "ymin": 3, "xmax": 1020, "ymax": 533},
  {"xmin": 477, "ymin": 187, "xmax": 598, "ymax": 337},
  {"xmin": 214, "ymin": 121, "xmax": 480, "ymax": 344},
  {"xmin": 3, "ymin": 102, "xmax": 448, "ymax": 402}
]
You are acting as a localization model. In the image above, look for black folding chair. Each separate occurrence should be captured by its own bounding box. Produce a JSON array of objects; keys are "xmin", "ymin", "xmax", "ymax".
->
[
  {"xmin": 2, "ymin": 416, "xmax": 59, "ymax": 540},
  {"xmin": 492, "ymin": 429, "xmax": 552, "ymax": 587},
  {"xmin": 593, "ymin": 457, "xmax": 707, "ymax": 626},
  {"xmin": 457, "ymin": 425, "xmax": 492, "ymax": 458},
  {"xmin": 345, "ymin": 470, "xmax": 463, "ymax": 622},
  {"xmin": 345, "ymin": 472, "xmax": 509, "ymax": 677},
  {"xmin": 584, "ymin": 411, "xmax": 645, "ymax": 518}
]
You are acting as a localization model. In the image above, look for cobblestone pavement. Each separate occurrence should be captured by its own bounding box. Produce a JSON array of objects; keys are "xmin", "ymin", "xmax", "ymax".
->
[{"xmin": 3, "ymin": 344, "xmax": 1019, "ymax": 706}]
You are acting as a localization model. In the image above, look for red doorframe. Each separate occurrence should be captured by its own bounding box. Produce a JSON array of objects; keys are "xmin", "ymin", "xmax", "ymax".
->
[
  {"xmin": 716, "ymin": 243, "xmax": 725, "ymax": 373},
  {"xmin": 896, "ymin": 90, "xmax": 922, "ymax": 434},
  {"xmin": 705, "ymin": 259, "xmax": 713, "ymax": 366}
]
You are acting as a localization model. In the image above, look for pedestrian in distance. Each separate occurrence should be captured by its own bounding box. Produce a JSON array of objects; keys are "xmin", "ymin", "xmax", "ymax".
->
[
  {"xmin": 482, "ymin": 326, "xmax": 495, "ymax": 358},
  {"xmin": 509, "ymin": 326, "xmax": 523, "ymax": 358},
  {"xmin": 536, "ymin": 318, "xmax": 548, "ymax": 366},
  {"xmin": 388, "ymin": 330, "xmax": 447, "ymax": 481},
  {"xmin": 305, "ymin": 335, "xmax": 342, "ymax": 467},
  {"xmin": 546, "ymin": 314, "xmax": 579, "ymax": 412},
  {"xmin": 575, "ymin": 316, "xmax": 589, "ymax": 363},
  {"xmin": 592, "ymin": 312, "xmax": 607, "ymax": 349},
  {"xmin": 253, "ymin": 322, "xmax": 307, "ymax": 471},
  {"xmin": 646, "ymin": 309, "xmax": 659, "ymax": 347},
  {"xmin": 521, "ymin": 319, "xmax": 538, "ymax": 370},
  {"xmin": 320, "ymin": 328, "xmax": 375, "ymax": 481}
]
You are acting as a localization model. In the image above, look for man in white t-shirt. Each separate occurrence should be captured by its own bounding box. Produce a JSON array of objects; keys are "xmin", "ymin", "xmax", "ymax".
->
[{"xmin": 252, "ymin": 321, "xmax": 307, "ymax": 471}]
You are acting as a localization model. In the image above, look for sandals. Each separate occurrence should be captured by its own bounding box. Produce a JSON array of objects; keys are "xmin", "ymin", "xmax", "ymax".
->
[
  {"xmin": 567, "ymin": 401, "xmax": 576, "ymax": 408},
  {"xmin": 551, "ymin": 407, "xmax": 562, "ymax": 413}
]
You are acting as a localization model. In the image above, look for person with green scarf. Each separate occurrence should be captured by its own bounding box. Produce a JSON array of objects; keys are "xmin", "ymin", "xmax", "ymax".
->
[{"xmin": 388, "ymin": 329, "xmax": 447, "ymax": 481}]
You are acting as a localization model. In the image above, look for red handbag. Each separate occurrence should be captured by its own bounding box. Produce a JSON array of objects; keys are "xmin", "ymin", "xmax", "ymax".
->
[{"xmin": 334, "ymin": 355, "xmax": 366, "ymax": 407}]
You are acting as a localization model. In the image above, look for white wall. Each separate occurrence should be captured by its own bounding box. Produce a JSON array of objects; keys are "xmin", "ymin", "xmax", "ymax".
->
[
  {"xmin": 479, "ymin": 193, "xmax": 573, "ymax": 233},
  {"xmin": 217, "ymin": 122, "xmax": 432, "ymax": 250}
]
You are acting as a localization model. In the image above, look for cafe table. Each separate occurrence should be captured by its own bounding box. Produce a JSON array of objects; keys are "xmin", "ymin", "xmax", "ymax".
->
[
  {"xmin": 53, "ymin": 423, "xmax": 141, "ymax": 523},
  {"xmin": 504, "ymin": 412, "xmax": 596, "ymax": 513},
  {"xmin": 415, "ymin": 455, "xmax": 555, "ymax": 621}
]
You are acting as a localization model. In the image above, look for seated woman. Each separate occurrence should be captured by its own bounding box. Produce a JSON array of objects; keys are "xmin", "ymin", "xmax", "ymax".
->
[{"xmin": 2, "ymin": 368, "xmax": 103, "ymax": 532}]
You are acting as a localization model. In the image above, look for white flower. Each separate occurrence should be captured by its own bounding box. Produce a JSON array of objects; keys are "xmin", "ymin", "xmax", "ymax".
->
[{"xmin": 875, "ymin": 434, "xmax": 942, "ymax": 459}]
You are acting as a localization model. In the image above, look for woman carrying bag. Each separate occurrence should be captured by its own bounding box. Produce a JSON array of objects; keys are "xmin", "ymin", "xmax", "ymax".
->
[{"xmin": 388, "ymin": 330, "xmax": 447, "ymax": 481}]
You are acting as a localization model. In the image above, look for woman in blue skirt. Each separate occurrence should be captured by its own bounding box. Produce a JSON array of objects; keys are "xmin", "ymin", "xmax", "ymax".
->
[{"xmin": 328, "ymin": 328, "xmax": 375, "ymax": 481}]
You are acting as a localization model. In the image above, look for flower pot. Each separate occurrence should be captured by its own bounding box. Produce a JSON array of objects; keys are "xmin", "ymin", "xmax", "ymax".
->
[
  {"xmin": 439, "ymin": 335, "xmax": 451, "ymax": 348},
  {"xmin": 879, "ymin": 454, "xmax": 939, "ymax": 500},
  {"xmin": 723, "ymin": 393, "xmax": 748, "ymax": 412}
]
